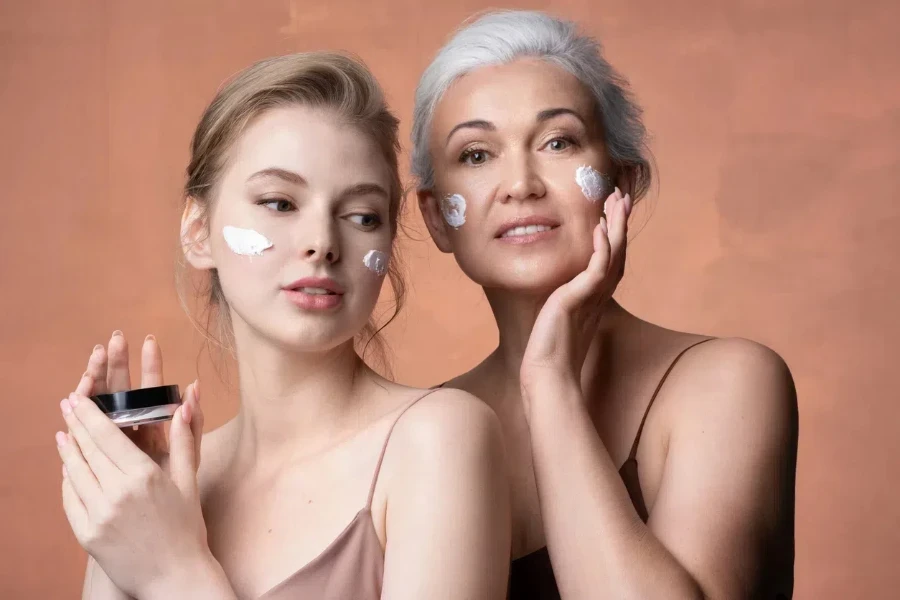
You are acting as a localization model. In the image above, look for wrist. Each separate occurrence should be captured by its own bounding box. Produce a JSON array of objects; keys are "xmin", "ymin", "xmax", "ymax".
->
[
  {"xmin": 522, "ymin": 376, "xmax": 586, "ymax": 420},
  {"xmin": 142, "ymin": 549, "xmax": 234, "ymax": 600}
]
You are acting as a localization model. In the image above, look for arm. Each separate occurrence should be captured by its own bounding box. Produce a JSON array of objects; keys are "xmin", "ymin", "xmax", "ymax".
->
[
  {"xmin": 83, "ymin": 558, "xmax": 132, "ymax": 600},
  {"xmin": 380, "ymin": 390, "xmax": 511, "ymax": 600},
  {"xmin": 528, "ymin": 338, "xmax": 798, "ymax": 599}
]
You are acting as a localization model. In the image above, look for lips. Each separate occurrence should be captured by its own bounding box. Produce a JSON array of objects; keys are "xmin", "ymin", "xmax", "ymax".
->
[
  {"xmin": 282, "ymin": 277, "xmax": 345, "ymax": 310},
  {"xmin": 282, "ymin": 277, "xmax": 345, "ymax": 295},
  {"xmin": 495, "ymin": 216, "xmax": 560, "ymax": 239}
]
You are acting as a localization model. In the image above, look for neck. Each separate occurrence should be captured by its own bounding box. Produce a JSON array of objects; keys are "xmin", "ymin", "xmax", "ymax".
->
[
  {"xmin": 229, "ymin": 319, "xmax": 373, "ymax": 468},
  {"xmin": 484, "ymin": 288, "xmax": 628, "ymax": 388}
]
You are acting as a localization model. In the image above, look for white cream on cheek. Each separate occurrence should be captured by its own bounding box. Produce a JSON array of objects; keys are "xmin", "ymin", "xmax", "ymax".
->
[
  {"xmin": 222, "ymin": 225, "xmax": 273, "ymax": 256},
  {"xmin": 363, "ymin": 250, "xmax": 388, "ymax": 276},
  {"xmin": 440, "ymin": 193, "xmax": 467, "ymax": 229},
  {"xmin": 575, "ymin": 165, "xmax": 608, "ymax": 203}
]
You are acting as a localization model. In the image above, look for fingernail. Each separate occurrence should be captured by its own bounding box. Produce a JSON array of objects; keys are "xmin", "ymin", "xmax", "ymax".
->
[
  {"xmin": 194, "ymin": 379, "xmax": 200, "ymax": 403},
  {"xmin": 604, "ymin": 197, "xmax": 612, "ymax": 215},
  {"xmin": 615, "ymin": 186, "xmax": 622, "ymax": 198},
  {"xmin": 56, "ymin": 431, "xmax": 67, "ymax": 446},
  {"xmin": 624, "ymin": 194, "xmax": 633, "ymax": 216},
  {"xmin": 60, "ymin": 399, "xmax": 72, "ymax": 416},
  {"xmin": 69, "ymin": 393, "xmax": 80, "ymax": 407},
  {"xmin": 112, "ymin": 330, "xmax": 123, "ymax": 337},
  {"xmin": 93, "ymin": 344, "xmax": 103, "ymax": 352},
  {"xmin": 600, "ymin": 217, "xmax": 608, "ymax": 235},
  {"xmin": 182, "ymin": 402, "xmax": 192, "ymax": 424},
  {"xmin": 145, "ymin": 334, "xmax": 155, "ymax": 342},
  {"xmin": 63, "ymin": 464, "xmax": 68, "ymax": 478}
]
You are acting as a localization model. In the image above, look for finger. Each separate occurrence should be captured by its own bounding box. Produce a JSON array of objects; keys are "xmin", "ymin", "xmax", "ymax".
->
[
  {"xmin": 56, "ymin": 430, "xmax": 105, "ymax": 510},
  {"xmin": 70, "ymin": 392, "xmax": 153, "ymax": 472},
  {"xmin": 64, "ymin": 394, "xmax": 151, "ymax": 487},
  {"xmin": 141, "ymin": 334, "xmax": 164, "ymax": 388},
  {"xmin": 557, "ymin": 222, "xmax": 611, "ymax": 312},
  {"xmin": 168, "ymin": 395, "xmax": 199, "ymax": 497},
  {"xmin": 82, "ymin": 344, "xmax": 109, "ymax": 396},
  {"xmin": 61, "ymin": 467, "xmax": 90, "ymax": 541},
  {"xmin": 61, "ymin": 397, "xmax": 122, "ymax": 488},
  {"xmin": 106, "ymin": 330, "xmax": 131, "ymax": 393},
  {"xmin": 187, "ymin": 380, "xmax": 204, "ymax": 468},
  {"xmin": 605, "ymin": 190, "xmax": 628, "ymax": 279}
]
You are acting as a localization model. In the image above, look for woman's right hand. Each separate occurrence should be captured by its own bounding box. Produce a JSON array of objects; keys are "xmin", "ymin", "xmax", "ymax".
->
[{"xmin": 73, "ymin": 331, "xmax": 201, "ymax": 470}]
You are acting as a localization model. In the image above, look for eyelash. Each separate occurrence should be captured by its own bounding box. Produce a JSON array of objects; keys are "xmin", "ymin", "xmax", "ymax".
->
[
  {"xmin": 347, "ymin": 213, "xmax": 382, "ymax": 230},
  {"xmin": 457, "ymin": 135, "xmax": 580, "ymax": 165},
  {"xmin": 257, "ymin": 199, "xmax": 382, "ymax": 230},
  {"xmin": 258, "ymin": 198, "xmax": 295, "ymax": 212}
]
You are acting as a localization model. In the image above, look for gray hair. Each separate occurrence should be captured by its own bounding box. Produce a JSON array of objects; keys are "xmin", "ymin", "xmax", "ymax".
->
[{"xmin": 411, "ymin": 10, "xmax": 652, "ymax": 200}]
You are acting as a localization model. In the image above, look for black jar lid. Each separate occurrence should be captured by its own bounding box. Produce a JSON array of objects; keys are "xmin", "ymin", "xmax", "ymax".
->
[{"xmin": 90, "ymin": 385, "xmax": 181, "ymax": 414}]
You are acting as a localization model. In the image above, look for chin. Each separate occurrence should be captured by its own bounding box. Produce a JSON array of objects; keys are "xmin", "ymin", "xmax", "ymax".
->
[
  {"xmin": 268, "ymin": 323, "xmax": 358, "ymax": 354},
  {"xmin": 463, "ymin": 255, "xmax": 588, "ymax": 295}
]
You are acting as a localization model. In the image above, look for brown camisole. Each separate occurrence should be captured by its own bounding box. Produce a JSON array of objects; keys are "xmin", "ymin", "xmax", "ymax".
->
[
  {"xmin": 260, "ymin": 389, "xmax": 439, "ymax": 600},
  {"xmin": 508, "ymin": 338, "xmax": 715, "ymax": 600}
]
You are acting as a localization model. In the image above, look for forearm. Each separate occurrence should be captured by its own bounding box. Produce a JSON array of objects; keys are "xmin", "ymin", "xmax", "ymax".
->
[{"xmin": 527, "ymin": 386, "xmax": 705, "ymax": 600}]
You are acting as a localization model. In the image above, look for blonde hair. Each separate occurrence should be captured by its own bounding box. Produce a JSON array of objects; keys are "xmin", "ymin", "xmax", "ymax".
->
[{"xmin": 177, "ymin": 52, "xmax": 405, "ymax": 372}]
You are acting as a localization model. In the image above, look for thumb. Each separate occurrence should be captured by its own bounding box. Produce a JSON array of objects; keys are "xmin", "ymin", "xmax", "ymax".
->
[
  {"xmin": 168, "ymin": 382, "xmax": 200, "ymax": 497},
  {"xmin": 188, "ymin": 379, "xmax": 204, "ymax": 469}
]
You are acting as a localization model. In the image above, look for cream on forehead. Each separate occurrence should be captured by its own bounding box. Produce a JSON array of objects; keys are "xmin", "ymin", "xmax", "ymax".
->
[
  {"xmin": 222, "ymin": 226, "xmax": 273, "ymax": 256},
  {"xmin": 440, "ymin": 193, "xmax": 467, "ymax": 229},
  {"xmin": 363, "ymin": 250, "xmax": 388, "ymax": 276},
  {"xmin": 575, "ymin": 165, "xmax": 608, "ymax": 202}
]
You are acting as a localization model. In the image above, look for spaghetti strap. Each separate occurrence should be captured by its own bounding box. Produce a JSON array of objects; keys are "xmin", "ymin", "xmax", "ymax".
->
[
  {"xmin": 626, "ymin": 337, "xmax": 716, "ymax": 461},
  {"xmin": 366, "ymin": 388, "xmax": 442, "ymax": 508}
]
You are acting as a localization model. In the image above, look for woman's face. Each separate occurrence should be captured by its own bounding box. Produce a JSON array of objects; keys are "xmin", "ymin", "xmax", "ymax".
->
[
  {"xmin": 420, "ymin": 58, "xmax": 615, "ymax": 294},
  {"xmin": 184, "ymin": 105, "xmax": 394, "ymax": 352}
]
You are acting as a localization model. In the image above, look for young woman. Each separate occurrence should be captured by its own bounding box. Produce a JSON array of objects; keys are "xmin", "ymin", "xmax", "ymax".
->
[
  {"xmin": 412, "ymin": 11, "xmax": 798, "ymax": 599},
  {"xmin": 56, "ymin": 52, "xmax": 510, "ymax": 600}
]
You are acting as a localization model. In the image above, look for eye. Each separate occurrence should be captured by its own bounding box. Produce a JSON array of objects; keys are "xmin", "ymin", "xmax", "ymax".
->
[
  {"xmin": 546, "ymin": 137, "xmax": 575, "ymax": 152},
  {"xmin": 347, "ymin": 213, "xmax": 382, "ymax": 229},
  {"xmin": 259, "ymin": 198, "xmax": 295, "ymax": 212},
  {"xmin": 459, "ymin": 148, "xmax": 489, "ymax": 166}
]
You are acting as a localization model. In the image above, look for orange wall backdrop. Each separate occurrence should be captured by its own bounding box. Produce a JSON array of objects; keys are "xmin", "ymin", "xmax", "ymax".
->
[{"xmin": 2, "ymin": 1, "xmax": 898, "ymax": 597}]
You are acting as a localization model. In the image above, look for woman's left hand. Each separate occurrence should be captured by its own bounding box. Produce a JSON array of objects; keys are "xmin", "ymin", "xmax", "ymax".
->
[
  {"xmin": 56, "ymin": 384, "xmax": 212, "ymax": 599},
  {"xmin": 520, "ymin": 187, "xmax": 632, "ymax": 413}
]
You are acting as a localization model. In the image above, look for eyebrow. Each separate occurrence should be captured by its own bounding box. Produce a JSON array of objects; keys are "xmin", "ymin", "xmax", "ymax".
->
[
  {"xmin": 342, "ymin": 182, "xmax": 389, "ymax": 201},
  {"xmin": 446, "ymin": 119, "xmax": 496, "ymax": 143},
  {"xmin": 445, "ymin": 108, "xmax": 587, "ymax": 144},
  {"xmin": 247, "ymin": 167, "xmax": 307, "ymax": 185},
  {"xmin": 536, "ymin": 107, "xmax": 587, "ymax": 126}
]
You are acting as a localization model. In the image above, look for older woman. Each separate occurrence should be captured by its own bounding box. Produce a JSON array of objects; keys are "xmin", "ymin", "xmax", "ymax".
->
[{"xmin": 412, "ymin": 10, "xmax": 797, "ymax": 599}]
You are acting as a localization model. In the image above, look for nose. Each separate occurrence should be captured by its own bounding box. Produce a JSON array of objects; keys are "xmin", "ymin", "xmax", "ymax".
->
[
  {"xmin": 300, "ymin": 215, "xmax": 339, "ymax": 265},
  {"xmin": 500, "ymin": 152, "xmax": 546, "ymax": 203}
]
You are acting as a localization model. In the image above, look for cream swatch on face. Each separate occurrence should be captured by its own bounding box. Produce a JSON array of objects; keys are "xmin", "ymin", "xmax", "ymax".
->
[
  {"xmin": 222, "ymin": 226, "xmax": 273, "ymax": 256},
  {"xmin": 440, "ymin": 193, "xmax": 467, "ymax": 229},
  {"xmin": 575, "ymin": 165, "xmax": 608, "ymax": 202},
  {"xmin": 363, "ymin": 250, "xmax": 388, "ymax": 276}
]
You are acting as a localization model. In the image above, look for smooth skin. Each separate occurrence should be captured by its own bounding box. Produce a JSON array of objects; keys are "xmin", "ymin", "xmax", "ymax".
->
[
  {"xmin": 58, "ymin": 105, "xmax": 511, "ymax": 600},
  {"xmin": 418, "ymin": 58, "xmax": 798, "ymax": 599}
]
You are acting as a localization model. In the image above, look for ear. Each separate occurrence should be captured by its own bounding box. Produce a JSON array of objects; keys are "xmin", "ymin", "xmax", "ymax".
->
[
  {"xmin": 417, "ymin": 188, "xmax": 453, "ymax": 254},
  {"xmin": 180, "ymin": 197, "xmax": 215, "ymax": 270}
]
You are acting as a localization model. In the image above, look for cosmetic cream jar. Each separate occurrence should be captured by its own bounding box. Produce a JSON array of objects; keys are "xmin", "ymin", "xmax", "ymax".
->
[{"xmin": 90, "ymin": 385, "xmax": 181, "ymax": 428}]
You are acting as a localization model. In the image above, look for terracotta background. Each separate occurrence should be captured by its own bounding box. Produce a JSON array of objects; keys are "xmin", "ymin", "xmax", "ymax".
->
[{"xmin": 2, "ymin": 0, "xmax": 898, "ymax": 597}]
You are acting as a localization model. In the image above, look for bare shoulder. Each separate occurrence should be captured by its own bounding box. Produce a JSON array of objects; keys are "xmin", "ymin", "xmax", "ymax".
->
[
  {"xmin": 665, "ymin": 337, "xmax": 798, "ymax": 443},
  {"xmin": 388, "ymin": 387, "xmax": 505, "ymax": 456}
]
